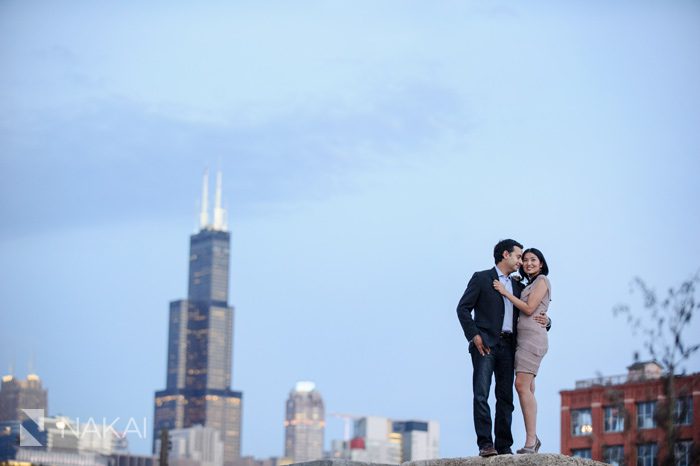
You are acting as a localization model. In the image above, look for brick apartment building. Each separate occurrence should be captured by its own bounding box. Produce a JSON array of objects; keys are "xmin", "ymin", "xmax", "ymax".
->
[{"xmin": 560, "ymin": 361, "xmax": 699, "ymax": 465}]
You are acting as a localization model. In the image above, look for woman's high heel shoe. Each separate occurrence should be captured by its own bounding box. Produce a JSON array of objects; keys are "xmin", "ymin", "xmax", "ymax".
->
[{"xmin": 516, "ymin": 437, "xmax": 541, "ymax": 454}]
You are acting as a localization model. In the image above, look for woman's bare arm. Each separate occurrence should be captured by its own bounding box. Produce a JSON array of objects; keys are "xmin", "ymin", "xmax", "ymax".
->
[{"xmin": 493, "ymin": 278, "xmax": 548, "ymax": 316}]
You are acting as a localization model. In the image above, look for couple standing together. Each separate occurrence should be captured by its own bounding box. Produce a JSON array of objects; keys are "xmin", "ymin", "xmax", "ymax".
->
[{"xmin": 457, "ymin": 239, "xmax": 552, "ymax": 456}]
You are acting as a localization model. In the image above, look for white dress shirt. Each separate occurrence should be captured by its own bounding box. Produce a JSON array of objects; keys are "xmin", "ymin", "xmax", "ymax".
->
[{"xmin": 495, "ymin": 265, "xmax": 514, "ymax": 333}]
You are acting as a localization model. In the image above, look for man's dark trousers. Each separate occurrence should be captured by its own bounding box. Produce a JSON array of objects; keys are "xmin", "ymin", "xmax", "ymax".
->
[
  {"xmin": 470, "ymin": 332, "xmax": 515, "ymax": 452},
  {"xmin": 457, "ymin": 267, "xmax": 522, "ymax": 453}
]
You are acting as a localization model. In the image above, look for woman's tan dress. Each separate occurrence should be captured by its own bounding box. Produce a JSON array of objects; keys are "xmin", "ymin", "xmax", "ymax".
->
[{"xmin": 515, "ymin": 274, "xmax": 550, "ymax": 375}]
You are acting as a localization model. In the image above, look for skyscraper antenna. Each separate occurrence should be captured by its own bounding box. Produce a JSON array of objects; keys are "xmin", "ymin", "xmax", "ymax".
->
[
  {"xmin": 200, "ymin": 169, "xmax": 210, "ymax": 229},
  {"xmin": 213, "ymin": 170, "xmax": 227, "ymax": 231}
]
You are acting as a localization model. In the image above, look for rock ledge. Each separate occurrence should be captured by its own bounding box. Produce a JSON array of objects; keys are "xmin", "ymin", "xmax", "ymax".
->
[
  {"xmin": 293, "ymin": 456, "xmax": 606, "ymax": 466},
  {"xmin": 405, "ymin": 455, "xmax": 607, "ymax": 466}
]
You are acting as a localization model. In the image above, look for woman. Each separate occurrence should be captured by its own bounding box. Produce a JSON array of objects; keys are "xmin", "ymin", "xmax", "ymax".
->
[{"xmin": 493, "ymin": 248, "xmax": 551, "ymax": 454}]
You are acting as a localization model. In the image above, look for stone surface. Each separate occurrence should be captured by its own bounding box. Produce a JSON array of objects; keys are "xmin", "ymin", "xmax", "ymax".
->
[
  {"xmin": 405, "ymin": 455, "xmax": 607, "ymax": 466},
  {"xmin": 292, "ymin": 456, "xmax": 607, "ymax": 466},
  {"xmin": 292, "ymin": 461, "xmax": 396, "ymax": 466}
]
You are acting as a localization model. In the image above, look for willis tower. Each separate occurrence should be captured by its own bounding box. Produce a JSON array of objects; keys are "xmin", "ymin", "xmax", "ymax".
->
[{"xmin": 153, "ymin": 171, "xmax": 242, "ymax": 465}]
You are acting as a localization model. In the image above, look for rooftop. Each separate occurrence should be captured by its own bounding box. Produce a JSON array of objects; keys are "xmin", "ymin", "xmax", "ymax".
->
[{"xmin": 572, "ymin": 361, "xmax": 664, "ymax": 389}]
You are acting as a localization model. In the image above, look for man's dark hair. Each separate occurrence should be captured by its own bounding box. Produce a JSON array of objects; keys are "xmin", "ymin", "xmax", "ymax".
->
[{"xmin": 493, "ymin": 239, "xmax": 523, "ymax": 264}]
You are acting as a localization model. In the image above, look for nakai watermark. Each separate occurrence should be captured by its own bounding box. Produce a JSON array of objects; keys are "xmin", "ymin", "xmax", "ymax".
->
[{"xmin": 20, "ymin": 409, "xmax": 148, "ymax": 447}]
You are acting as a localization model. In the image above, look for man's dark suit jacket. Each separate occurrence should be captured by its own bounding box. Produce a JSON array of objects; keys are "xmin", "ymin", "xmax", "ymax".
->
[{"xmin": 457, "ymin": 267, "xmax": 524, "ymax": 350}]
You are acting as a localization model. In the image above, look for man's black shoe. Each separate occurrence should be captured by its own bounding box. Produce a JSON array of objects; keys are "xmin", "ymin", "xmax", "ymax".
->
[
  {"xmin": 479, "ymin": 445, "xmax": 498, "ymax": 457},
  {"xmin": 497, "ymin": 449, "xmax": 513, "ymax": 455}
]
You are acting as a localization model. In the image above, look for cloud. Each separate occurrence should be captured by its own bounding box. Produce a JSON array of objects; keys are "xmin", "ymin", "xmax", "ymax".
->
[{"xmin": 0, "ymin": 80, "xmax": 469, "ymax": 239}]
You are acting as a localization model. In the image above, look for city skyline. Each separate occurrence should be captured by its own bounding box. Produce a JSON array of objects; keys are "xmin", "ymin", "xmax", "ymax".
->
[
  {"xmin": 2, "ymin": 0, "xmax": 700, "ymax": 460},
  {"xmin": 329, "ymin": 415, "xmax": 440, "ymax": 463}
]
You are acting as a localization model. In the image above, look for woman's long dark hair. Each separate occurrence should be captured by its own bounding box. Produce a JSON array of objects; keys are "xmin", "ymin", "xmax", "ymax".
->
[{"xmin": 519, "ymin": 248, "xmax": 549, "ymax": 285}]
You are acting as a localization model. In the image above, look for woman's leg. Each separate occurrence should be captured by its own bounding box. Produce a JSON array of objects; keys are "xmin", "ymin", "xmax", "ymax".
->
[{"xmin": 515, "ymin": 372, "xmax": 537, "ymax": 446}]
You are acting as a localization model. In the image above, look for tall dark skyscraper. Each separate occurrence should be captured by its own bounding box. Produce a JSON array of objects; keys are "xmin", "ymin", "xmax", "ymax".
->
[{"xmin": 153, "ymin": 171, "xmax": 242, "ymax": 466}]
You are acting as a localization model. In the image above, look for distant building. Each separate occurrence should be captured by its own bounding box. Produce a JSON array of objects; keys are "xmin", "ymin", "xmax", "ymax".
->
[
  {"xmin": 0, "ymin": 415, "xmax": 116, "ymax": 466},
  {"xmin": 78, "ymin": 420, "xmax": 129, "ymax": 456},
  {"xmin": 160, "ymin": 425, "xmax": 223, "ymax": 466},
  {"xmin": 392, "ymin": 420, "xmax": 440, "ymax": 462},
  {"xmin": 330, "ymin": 416, "xmax": 439, "ymax": 464},
  {"xmin": 15, "ymin": 447, "xmax": 109, "ymax": 466},
  {"xmin": 284, "ymin": 381, "xmax": 325, "ymax": 462},
  {"xmin": 0, "ymin": 420, "xmax": 38, "ymax": 461},
  {"xmin": 44, "ymin": 416, "xmax": 80, "ymax": 451},
  {"xmin": 0, "ymin": 374, "xmax": 48, "ymax": 422},
  {"xmin": 560, "ymin": 361, "xmax": 699, "ymax": 465},
  {"xmin": 153, "ymin": 171, "xmax": 243, "ymax": 466},
  {"xmin": 232, "ymin": 455, "xmax": 292, "ymax": 466},
  {"xmin": 348, "ymin": 416, "xmax": 401, "ymax": 464},
  {"xmin": 109, "ymin": 453, "xmax": 157, "ymax": 466}
]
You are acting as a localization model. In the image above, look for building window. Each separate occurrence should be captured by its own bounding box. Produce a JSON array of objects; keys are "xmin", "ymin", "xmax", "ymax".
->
[
  {"xmin": 571, "ymin": 409, "xmax": 593, "ymax": 436},
  {"xmin": 674, "ymin": 397, "xmax": 693, "ymax": 425},
  {"xmin": 637, "ymin": 401, "xmax": 657, "ymax": 429},
  {"xmin": 571, "ymin": 449, "xmax": 592, "ymax": 459},
  {"xmin": 604, "ymin": 406, "xmax": 625, "ymax": 432},
  {"xmin": 675, "ymin": 441, "xmax": 692, "ymax": 466},
  {"xmin": 603, "ymin": 445, "xmax": 625, "ymax": 466},
  {"xmin": 637, "ymin": 443, "xmax": 657, "ymax": 466}
]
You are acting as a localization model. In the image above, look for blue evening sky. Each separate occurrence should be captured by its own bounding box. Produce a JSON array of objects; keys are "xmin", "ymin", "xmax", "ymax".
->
[{"xmin": 1, "ymin": 0, "xmax": 699, "ymax": 458}]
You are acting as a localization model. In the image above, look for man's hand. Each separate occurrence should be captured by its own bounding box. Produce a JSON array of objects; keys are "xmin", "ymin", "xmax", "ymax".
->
[
  {"xmin": 532, "ymin": 312, "xmax": 548, "ymax": 328},
  {"xmin": 473, "ymin": 334, "xmax": 491, "ymax": 356}
]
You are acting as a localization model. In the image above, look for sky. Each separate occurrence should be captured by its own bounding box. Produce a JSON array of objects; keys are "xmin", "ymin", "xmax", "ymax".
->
[{"xmin": 1, "ymin": 0, "xmax": 700, "ymax": 459}]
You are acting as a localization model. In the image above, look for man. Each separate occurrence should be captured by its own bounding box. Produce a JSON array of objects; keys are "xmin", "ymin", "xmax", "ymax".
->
[{"xmin": 456, "ymin": 239, "xmax": 547, "ymax": 456}]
